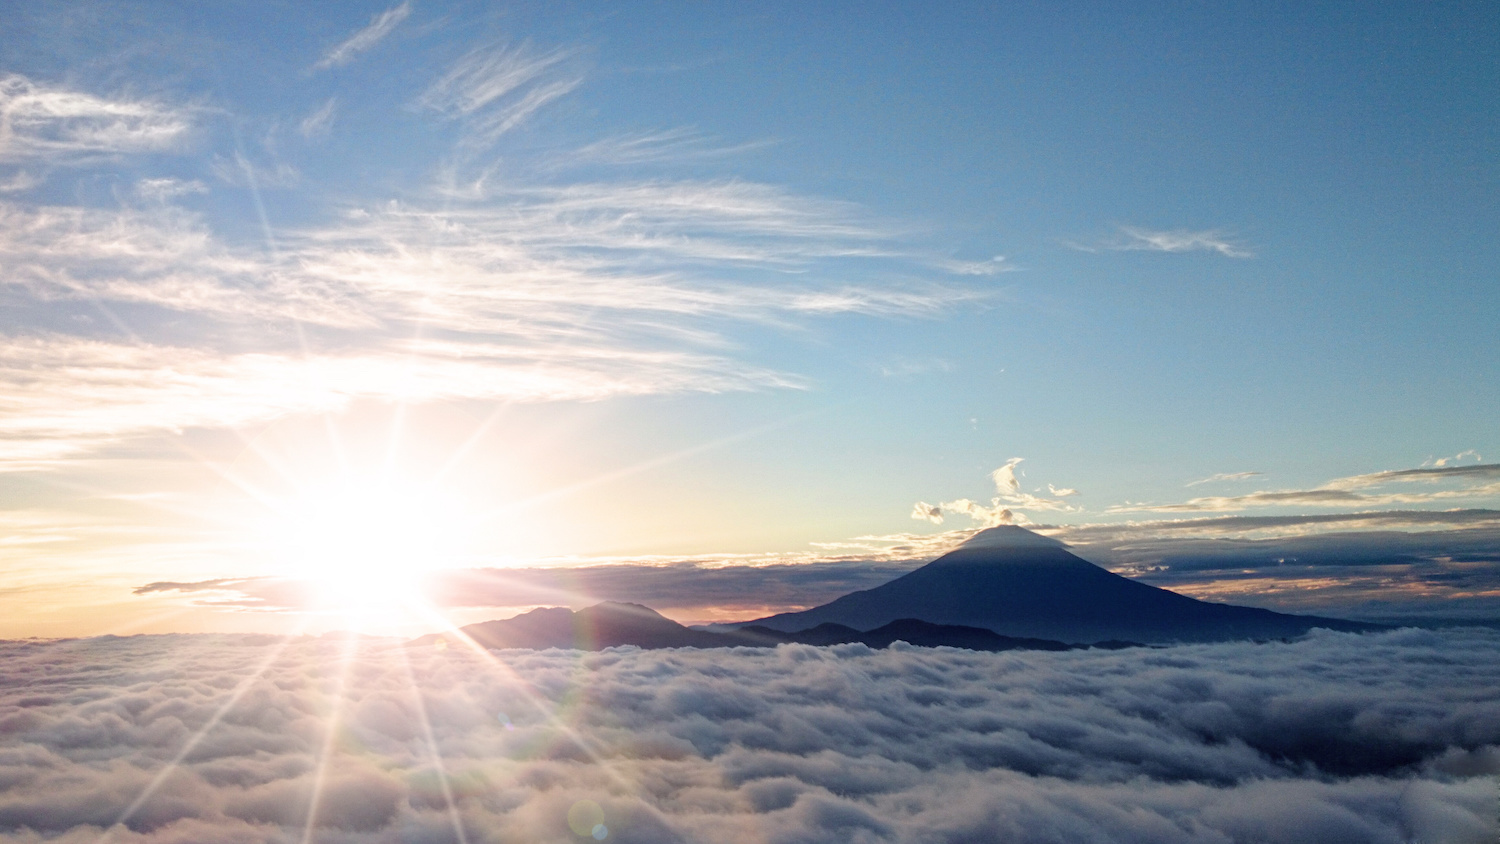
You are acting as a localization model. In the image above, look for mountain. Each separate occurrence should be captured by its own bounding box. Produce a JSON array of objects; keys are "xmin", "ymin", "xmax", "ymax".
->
[
  {"xmin": 734, "ymin": 525, "xmax": 1386, "ymax": 644},
  {"xmin": 410, "ymin": 601, "xmax": 1086, "ymax": 653},
  {"xmin": 412, "ymin": 602, "xmax": 730, "ymax": 650}
]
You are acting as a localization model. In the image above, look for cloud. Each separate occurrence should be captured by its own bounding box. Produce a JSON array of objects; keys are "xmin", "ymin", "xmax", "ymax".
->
[
  {"xmin": 910, "ymin": 502, "xmax": 943, "ymax": 524},
  {"xmin": 417, "ymin": 42, "xmax": 581, "ymax": 150},
  {"xmin": 1084, "ymin": 226, "xmax": 1252, "ymax": 258},
  {"xmin": 298, "ymin": 98, "xmax": 337, "ymax": 140},
  {"xmin": 312, "ymin": 2, "xmax": 412, "ymax": 71},
  {"xmin": 560, "ymin": 128, "xmax": 774, "ymax": 169},
  {"xmin": 932, "ymin": 255, "xmax": 1014, "ymax": 276},
  {"xmin": 1030, "ymin": 510, "xmax": 1500, "ymax": 622},
  {"xmin": 1112, "ymin": 462, "xmax": 1500, "ymax": 514},
  {"xmin": 1186, "ymin": 471, "xmax": 1263, "ymax": 487},
  {"xmin": 134, "ymin": 178, "xmax": 208, "ymax": 202},
  {"xmin": 1326, "ymin": 462, "xmax": 1500, "ymax": 490},
  {"xmin": 0, "ymin": 335, "xmax": 804, "ymax": 468},
  {"xmin": 0, "ymin": 630, "xmax": 1494, "ymax": 842},
  {"xmin": 1428, "ymin": 450, "xmax": 1483, "ymax": 468},
  {"xmin": 0, "ymin": 174, "xmax": 979, "ymax": 468},
  {"xmin": 915, "ymin": 459, "xmax": 1081, "ymax": 526},
  {"xmin": 0, "ymin": 75, "xmax": 193, "ymax": 164},
  {"xmin": 209, "ymin": 151, "xmax": 299, "ymax": 188},
  {"xmin": 0, "ymin": 169, "xmax": 41, "ymax": 193}
]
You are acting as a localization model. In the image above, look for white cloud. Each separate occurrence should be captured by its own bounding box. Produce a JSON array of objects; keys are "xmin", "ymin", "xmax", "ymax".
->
[
  {"xmin": 0, "ymin": 335, "xmax": 801, "ymax": 469},
  {"xmin": 209, "ymin": 150, "xmax": 299, "ymax": 188},
  {"xmin": 0, "ymin": 175, "xmax": 981, "ymax": 466},
  {"xmin": 1109, "ymin": 226, "xmax": 1252, "ymax": 258},
  {"xmin": 933, "ymin": 255, "xmax": 1014, "ymax": 276},
  {"xmin": 312, "ymin": 2, "xmax": 412, "ymax": 71},
  {"xmin": 915, "ymin": 459, "xmax": 1081, "ymax": 526},
  {"xmin": 1427, "ymin": 450, "xmax": 1482, "ymax": 468},
  {"xmin": 1186, "ymin": 470, "xmax": 1263, "ymax": 487},
  {"xmin": 0, "ymin": 629, "xmax": 1494, "ymax": 842},
  {"xmin": 298, "ymin": 98, "xmax": 338, "ymax": 139},
  {"xmin": 0, "ymin": 169, "xmax": 41, "ymax": 192},
  {"xmin": 561, "ymin": 128, "xmax": 774, "ymax": 168},
  {"xmin": 910, "ymin": 501, "xmax": 943, "ymax": 524},
  {"xmin": 417, "ymin": 42, "xmax": 580, "ymax": 150},
  {"xmin": 0, "ymin": 75, "xmax": 193, "ymax": 164},
  {"xmin": 1112, "ymin": 463, "xmax": 1500, "ymax": 514},
  {"xmin": 134, "ymin": 178, "xmax": 208, "ymax": 202}
]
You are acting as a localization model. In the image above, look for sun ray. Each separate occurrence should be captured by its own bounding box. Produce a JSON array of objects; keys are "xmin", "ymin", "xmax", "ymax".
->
[
  {"xmin": 400, "ymin": 599, "xmax": 642, "ymax": 794},
  {"xmin": 396, "ymin": 643, "xmax": 472, "ymax": 844},
  {"xmin": 299, "ymin": 630, "xmax": 362, "ymax": 844},
  {"xmin": 94, "ymin": 628, "xmax": 305, "ymax": 842},
  {"xmin": 472, "ymin": 405, "xmax": 834, "ymax": 526}
]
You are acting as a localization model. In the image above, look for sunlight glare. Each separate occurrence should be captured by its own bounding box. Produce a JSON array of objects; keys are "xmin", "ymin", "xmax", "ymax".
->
[{"xmin": 265, "ymin": 481, "xmax": 469, "ymax": 612}]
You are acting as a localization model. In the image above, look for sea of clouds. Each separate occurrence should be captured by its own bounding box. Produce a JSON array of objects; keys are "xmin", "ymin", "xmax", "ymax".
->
[{"xmin": 1, "ymin": 628, "xmax": 1497, "ymax": 843}]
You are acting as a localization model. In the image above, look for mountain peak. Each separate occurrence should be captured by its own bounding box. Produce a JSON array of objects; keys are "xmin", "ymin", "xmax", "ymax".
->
[{"xmin": 958, "ymin": 525, "xmax": 1067, "ymax": 551}]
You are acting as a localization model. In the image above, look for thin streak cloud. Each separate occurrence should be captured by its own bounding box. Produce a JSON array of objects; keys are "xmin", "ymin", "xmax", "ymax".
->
[
  {"xmin": 1111, "ymin": 463, "xmax": 1500, "ymax": 514},
  {"xmin": 298, "ymin": 98, "xmax": 337, "ymax": 139},
  {"xmin": 1112, "ymin": 226, "xmax": 1253, "ymax": 258},
  {"xmin": 0, "ymin": 336, "xmax": 802, "ymax": 469},
  {"xmin": 417, "ymin": 42, "xmax": 579, "ymax": 149},
  {"xmin": 1186, "ymin": 471, "xmax": 1264, "ymax": 487},
  {"xmin": 312, "ymin": 2, "xmax": 412, "ymax": 71},
  {"xmin": 561, "ymin": 128, "xmax": 775, "ymax": 168}
]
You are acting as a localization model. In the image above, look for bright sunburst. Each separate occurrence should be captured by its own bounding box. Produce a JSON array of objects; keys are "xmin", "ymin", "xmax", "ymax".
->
[{"xmin": 261, "ymin": 480, "xmax": 470, "ymax": 613}]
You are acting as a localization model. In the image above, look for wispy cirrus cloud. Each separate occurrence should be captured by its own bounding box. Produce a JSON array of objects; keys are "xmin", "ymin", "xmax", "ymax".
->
[
  {"xmin": 1186, "ymin": 470, "xmax": 1264, "ymax": 487},
  {"xmin": 0, "ymin": 173, "xmax": 975, "ymax": 468},
  {"xmin": 0, "ymin": 75, "xmax": 193, "ymax": 165},
  {"xmin": 0, "ymin": 336, "xmax": 804, "ymax": 469},
  {"xmin": 1110, "ymin": 462, "xmax": 1500, "ymax": 514},
  {"xmin": 0, "ymin": 39, "xmax": 985, "ymax": 474},
  {"xmin": 312, "ymin": 1, "xmax": 412, "ymax": 71},
  {"xmin": 559, "ymin": 127, "xmax": 775, "ymax": 169},
  {"xmin": 1068, "ymin": 225, "xmax": 1253, "ymax": 258},
  {"xmin": 298, "ymin": 98, "xmax": 338, "ymax": 139},
  {"xmin": 417, "ymin": 42, "xmax": 581, "ymax": 150},
  {"xmin": 1116, "ymin": 226, "xmax": 1252, "ymax": 257}
]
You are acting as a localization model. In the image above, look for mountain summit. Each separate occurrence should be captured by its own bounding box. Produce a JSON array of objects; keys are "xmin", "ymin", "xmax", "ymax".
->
[{"xmin": 737, "ymin": 526, "xmax": 1382, "ymax": 644}]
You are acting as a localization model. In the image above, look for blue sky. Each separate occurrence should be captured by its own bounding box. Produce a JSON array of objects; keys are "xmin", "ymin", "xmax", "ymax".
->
[{"xmin": 2, "ymin": 1, "xmax": 1498, "ymax": 634}]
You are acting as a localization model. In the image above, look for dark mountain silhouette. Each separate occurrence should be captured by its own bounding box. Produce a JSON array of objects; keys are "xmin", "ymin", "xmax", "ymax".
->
[
  {"xmin": 412, "ymin": 602, "xmax": 729, "ymax": 650},
  {"xmin": 410, "ymin": 601, "xmax": 1086, "ymax": 653},
  {"xmin": 735, "ymin": 525, "xmax": 1386, "ymax": 644}
]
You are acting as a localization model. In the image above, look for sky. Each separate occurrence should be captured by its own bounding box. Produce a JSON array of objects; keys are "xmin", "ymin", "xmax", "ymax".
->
[{"xmin": 2, "ymin": 1, "xmax": 1499, "ymax": 636}]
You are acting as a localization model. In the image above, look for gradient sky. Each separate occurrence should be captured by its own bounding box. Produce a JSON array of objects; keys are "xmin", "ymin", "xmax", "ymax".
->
[{"xmin": 2, "ymin": 1, "xmax": 1498, "ymax": 636}]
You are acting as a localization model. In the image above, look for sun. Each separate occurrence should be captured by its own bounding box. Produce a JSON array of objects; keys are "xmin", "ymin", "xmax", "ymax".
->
[{"xmin": 263, "ymin": 481, "xmax": 470, "ymax": 613}]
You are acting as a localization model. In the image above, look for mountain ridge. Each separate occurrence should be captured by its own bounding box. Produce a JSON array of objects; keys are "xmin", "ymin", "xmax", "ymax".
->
[{"xmin": 409, "ymin": 600, "xmax": 1099, "ymax": 653}]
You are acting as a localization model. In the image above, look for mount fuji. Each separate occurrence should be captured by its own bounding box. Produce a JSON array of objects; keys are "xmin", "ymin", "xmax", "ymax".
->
[{"xmin": 733, "ymin": 525, "xmax": 1383, "ymax": 644}]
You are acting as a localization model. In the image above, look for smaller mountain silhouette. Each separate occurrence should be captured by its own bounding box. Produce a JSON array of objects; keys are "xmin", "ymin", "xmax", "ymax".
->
[{"xmin": 409, "ymin": 601, "xmax": 1088, "ymax": 653}]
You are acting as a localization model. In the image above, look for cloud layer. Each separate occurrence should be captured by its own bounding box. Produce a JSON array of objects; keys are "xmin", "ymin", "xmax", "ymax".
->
[
  {"xmin": 1112, "ymin": 463, "xmax": 1500, "ymax": 514},
  {"xmin": 0, "ymin": 629, "xmax": 1495, "ymax": 843}
]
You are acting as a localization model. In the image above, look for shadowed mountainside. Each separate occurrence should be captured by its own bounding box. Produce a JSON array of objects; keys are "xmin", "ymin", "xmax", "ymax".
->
[
  {"xmin": 410, "ymin": 601, "xmax": 1092, "ymax": 652},
  {"xmin": 735, "ymin": 526, "xmax": 1386, "ymax": 644}
]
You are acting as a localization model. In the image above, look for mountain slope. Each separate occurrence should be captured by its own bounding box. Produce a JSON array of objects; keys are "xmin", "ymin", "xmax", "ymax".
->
[
  {"xmin": 410, "ymin": 601, "xmax": 1085, "ymax": 652},
  {"xmin": 737, "ymin": 526, "xmax": 1384, "ymax": 644}
]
